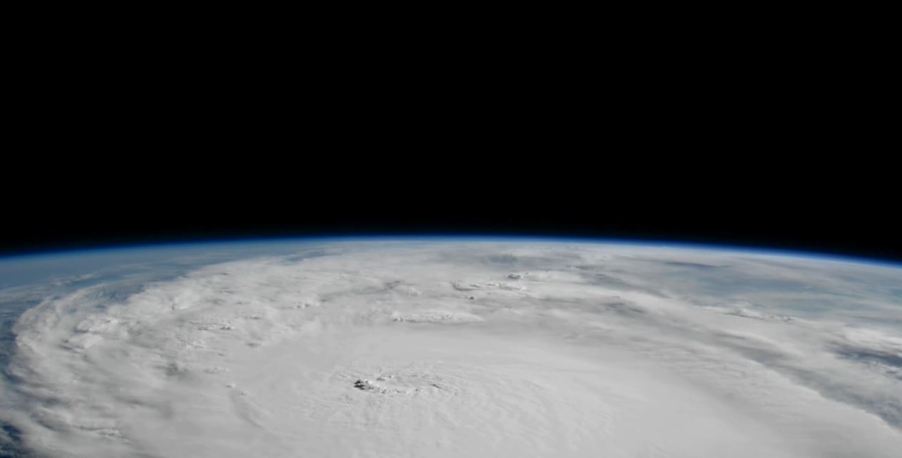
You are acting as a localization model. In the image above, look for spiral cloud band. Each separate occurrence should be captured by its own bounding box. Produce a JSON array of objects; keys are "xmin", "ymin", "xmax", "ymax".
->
[{"xmin": 1, "ymin": 242, "xmax": 901, "ymax": 457}]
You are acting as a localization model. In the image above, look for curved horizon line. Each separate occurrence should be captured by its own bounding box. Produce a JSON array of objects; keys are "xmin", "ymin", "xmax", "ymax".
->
[{"xmin": 1, "ymin": 233, "xmax": 900, "ymax": 269}]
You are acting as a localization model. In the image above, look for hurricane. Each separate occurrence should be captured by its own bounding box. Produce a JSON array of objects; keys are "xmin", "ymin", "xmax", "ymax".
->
[{"xmin": 1, "ymin": 240, "xmax": 900, "ymax": 457}]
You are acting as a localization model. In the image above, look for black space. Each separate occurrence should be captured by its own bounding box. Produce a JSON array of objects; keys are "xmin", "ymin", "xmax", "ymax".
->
[
  {"xmin": 5, "ymin": 39, "xmax": 897, "ymax": 264},
  {"xmin": 2, "ymin": 145, "xmax": 899, "ymax": 264}
]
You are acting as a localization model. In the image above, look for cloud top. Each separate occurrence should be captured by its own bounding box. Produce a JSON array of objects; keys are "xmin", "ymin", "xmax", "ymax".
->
[{"xmin": 1, "ymin": 242, "xmax": 901, "ymax": 457}]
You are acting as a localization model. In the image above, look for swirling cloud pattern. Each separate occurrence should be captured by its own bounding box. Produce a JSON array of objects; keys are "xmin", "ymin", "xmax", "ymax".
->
[{"xmin": 1, "ymin": 241, "xmax": 900, "ymax": 457}]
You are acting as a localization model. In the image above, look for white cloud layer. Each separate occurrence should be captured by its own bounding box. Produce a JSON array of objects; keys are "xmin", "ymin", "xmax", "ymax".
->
[{"xmin": 1, "ymin": 242, "xmax": 901, "ymax": 457}]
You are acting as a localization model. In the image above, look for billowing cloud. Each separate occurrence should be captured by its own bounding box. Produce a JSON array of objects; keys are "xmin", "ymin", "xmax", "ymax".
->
[{"xmin": 1, "ymin": 242, "xmax": 900, "ymax": 457}]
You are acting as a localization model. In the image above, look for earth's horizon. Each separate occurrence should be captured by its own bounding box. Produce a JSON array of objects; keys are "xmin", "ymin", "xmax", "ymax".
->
[{"xmin": 1, "ymin": 238, "xmax": 900, "ymax": 457}]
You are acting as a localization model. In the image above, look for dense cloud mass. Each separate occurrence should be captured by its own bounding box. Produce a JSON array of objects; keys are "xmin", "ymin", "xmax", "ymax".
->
[{"xmin": 1, "ymin": 241, "xmax": 901, "ymax": 457}]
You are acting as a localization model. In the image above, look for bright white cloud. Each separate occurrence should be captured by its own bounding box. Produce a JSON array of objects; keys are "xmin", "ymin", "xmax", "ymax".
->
[{"xmin": 1, "ymin": 242, "xmax": 901, "ymax": 457}]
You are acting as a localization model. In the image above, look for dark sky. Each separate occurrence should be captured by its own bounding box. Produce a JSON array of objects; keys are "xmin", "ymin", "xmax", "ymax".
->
[
  {"xmin": 6, "ymin": 12, "xmax": 895, "ymax": 263},
  {"xmin": 5, "ymin": 53, "xmax": 895, "ymax": 262},
  {"xmin": 2, "ymin": 151, "xmax": 899, "ymax": 264}
]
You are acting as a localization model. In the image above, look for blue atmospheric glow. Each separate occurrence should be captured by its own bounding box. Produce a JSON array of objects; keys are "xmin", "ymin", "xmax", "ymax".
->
[{"xmin": 0, "ymin": 234, "xmax": 899, "ymax": 270}]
